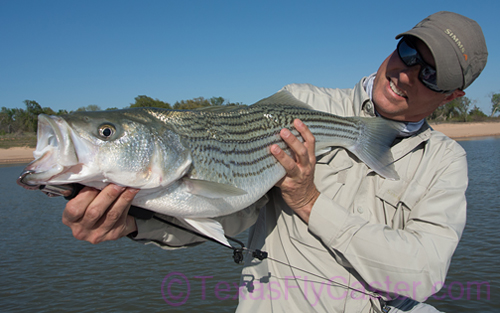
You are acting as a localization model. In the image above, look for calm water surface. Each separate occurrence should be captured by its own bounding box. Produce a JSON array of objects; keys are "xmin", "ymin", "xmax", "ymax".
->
[{"xmin": 1, "ymin": 137, "xmax": 499, "ymax": 312}]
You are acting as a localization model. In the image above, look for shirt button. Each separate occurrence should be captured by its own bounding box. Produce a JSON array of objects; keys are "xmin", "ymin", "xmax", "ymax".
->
[{"xmin": 357, "ymin": 207, "xmax": 364, "ymax": 213}]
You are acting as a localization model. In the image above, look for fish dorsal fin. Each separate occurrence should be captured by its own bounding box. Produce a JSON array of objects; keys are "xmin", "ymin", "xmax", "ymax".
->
[
  {"xmin": 183, "ymin": 178, "xmax": 247, "ymax": 198},
  {"xmin": 181, "ymin": 217, "xmax": 231, "ymax": 247},
  {"xmin": 253, "ymin": 90, "xmax": 313, "ymax": 109}
]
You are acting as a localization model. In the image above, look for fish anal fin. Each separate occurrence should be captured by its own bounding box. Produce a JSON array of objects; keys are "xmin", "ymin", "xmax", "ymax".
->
[{"xmin": 181, "ymin": 217, "xmax": 231, "ymax": 247}]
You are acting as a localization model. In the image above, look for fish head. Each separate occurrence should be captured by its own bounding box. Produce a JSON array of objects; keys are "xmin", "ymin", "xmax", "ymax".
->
[{"xmin": 20, "ymin": 109, "xmax": 192, "ymax": 190}]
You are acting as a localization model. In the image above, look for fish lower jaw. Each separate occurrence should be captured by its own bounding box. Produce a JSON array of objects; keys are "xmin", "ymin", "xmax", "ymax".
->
[
  {"xmin": 23, "ymin": 162, "xmax": 90, "ymax": 186},
  {"xmin": 22, "ymin": 165, "xmax": 65, "ymax": 186}
]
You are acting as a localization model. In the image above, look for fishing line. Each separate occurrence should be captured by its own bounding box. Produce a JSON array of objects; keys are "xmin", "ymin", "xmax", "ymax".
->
[{"xmin": 148, "ymin": 210, "xmax": 389, "ymax": 312}]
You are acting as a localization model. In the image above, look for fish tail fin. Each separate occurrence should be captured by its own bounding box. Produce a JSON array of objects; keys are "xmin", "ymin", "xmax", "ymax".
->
[{"xmin": 350, "ymin": 117, "xmax": 404, "ymax": 180}]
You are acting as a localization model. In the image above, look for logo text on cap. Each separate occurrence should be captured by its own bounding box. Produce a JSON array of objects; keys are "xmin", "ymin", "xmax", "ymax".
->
[{"xmin": 445, "ymin": 29, "xmax": 468, "ymax": 61}]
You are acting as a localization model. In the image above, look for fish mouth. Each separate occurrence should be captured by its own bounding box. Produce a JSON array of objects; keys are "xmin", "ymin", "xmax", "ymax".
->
[{"xmin": 18, "ymin": 114, "xmax": 80, "ymax": 188}]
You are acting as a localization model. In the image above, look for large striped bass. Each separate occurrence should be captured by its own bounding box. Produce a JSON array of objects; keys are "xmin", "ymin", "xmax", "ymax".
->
[{"xmin": 18, "ymin": 91, "xmax": 403, "ymax": 246}]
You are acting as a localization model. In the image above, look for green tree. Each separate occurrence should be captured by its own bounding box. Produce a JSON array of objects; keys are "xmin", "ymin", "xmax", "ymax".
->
[
  {"xmin": 129, "ymin": 95, "xmax": 171, "ymax": 109},
  {"xmin": 429, "ymin": 96, "xmax": 472, "ymax": 122},
  {"xmin": 429, "ymin": 102, "xmax": 455, "ymax": 121},
  {"xmin": 1, "ymin": 107, "xmax": 27, "ymax": 133},
  {"xmin": 42, "ymin": 107, "xmax": 56, "ymax": 115},
  {"xmin": 24, "ymin": 100, "xmax": 43, "ymax": 132},
  {"xmin": 0, "ymin": 101, "xmax": 59, "ymax": 133},
  {"xmin": 209, "ymin": 96, "xmax": 242, "ymax": 107},
  {"xmin": 490, "ymin": 93, "xmax": 500, "ymax": 117},
  {"xmin": 468, "ymin": 105, "xmax": 487, "ymax": 121},
  {"xmin": 209, "ymin": 96, "xmax": 225, "ymax": 106},
  {"xmin": 0, "ymin": 107, "xmax": 15, "ymax": 133},
  {"xmin": 454, "ymin": 96, "xmax": 473, "ymax": 122},
  {"xmin": 76, "ymin": 104, "xmax": 102, "ymax": 112},
  {"xmin": 173, "ymin": 97, "xmax": 211, "ymax": 110},
  {"xmin": 173, "ymin": 96, "xmax": 244, "ymax": 110}
]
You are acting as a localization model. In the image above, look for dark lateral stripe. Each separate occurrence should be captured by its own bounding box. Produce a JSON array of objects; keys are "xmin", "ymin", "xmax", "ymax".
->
[
  {"xmin": 194, "ymin": 149, "xmax": 285, "ymax": 179},
  {"xmin": 188, "ymin": 124, "xmax": 359, "ymax": 154},
  {"xmin": 149, "ymin": 105, "xmax": 359, "ymax": 138},
  {"xmin": 182, "ymin": 115, "xmax": 358, "ymax": 136},
  {"xmin": 195, "ymin": 152, "xmax": 277, "ymax": 170},
  {"xmin": 182, "ymin": 121, "xmax": 360, "ymax": 144},
  {"xmin": 232, "ymin": 162, "xmax": 278, "ymax": 178}
]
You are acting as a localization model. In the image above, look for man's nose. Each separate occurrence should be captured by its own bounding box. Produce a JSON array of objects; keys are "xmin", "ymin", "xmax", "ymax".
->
[{"xmin": 399, "ymin": 64, "xmax": 420, "ymax": 85}]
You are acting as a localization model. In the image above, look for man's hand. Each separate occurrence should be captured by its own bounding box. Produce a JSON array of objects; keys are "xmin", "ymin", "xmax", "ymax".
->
[
  {"xmin": 270, "ymin": 119, "xmax": 320, "ymax": 224},
  {"xmin": 62, "ymin": 184, "xmax": 139, "ymax": 244}
]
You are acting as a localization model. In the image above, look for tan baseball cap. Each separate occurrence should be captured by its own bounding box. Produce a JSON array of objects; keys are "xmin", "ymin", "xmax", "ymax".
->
[{"xmin": 396, "ymin": 11, "xmax": 488, "ymax": 91}]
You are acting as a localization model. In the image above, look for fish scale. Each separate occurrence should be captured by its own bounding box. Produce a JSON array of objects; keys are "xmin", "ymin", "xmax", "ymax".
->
[{"xmin": 145, "ymin": 104, "xmax": 362, "ymax": 187}]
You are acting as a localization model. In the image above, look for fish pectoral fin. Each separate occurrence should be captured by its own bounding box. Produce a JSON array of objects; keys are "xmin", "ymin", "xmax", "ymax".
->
[
  {"xmin": 183, "ymin": 178, "xmax": 247, "ymax": 199},
  {"xmin": 181, "ymin": 217, "xmax": 231, "ymax": 247}
]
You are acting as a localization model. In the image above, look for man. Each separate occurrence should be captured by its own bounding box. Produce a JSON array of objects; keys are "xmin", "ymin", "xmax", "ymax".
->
[{"xmin": 62, "ymin": 11, "xmax": 487, "ymax": 312}]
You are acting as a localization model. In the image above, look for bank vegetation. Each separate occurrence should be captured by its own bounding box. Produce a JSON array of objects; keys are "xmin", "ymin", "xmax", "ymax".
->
[{"xmin": 1, "ymin": 93, "xmax": 499, "ymax": 149}]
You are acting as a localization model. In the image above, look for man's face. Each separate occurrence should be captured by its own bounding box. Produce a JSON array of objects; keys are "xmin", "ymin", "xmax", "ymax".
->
[{"xmin": 372, "ymin": 38, "xmax": 464, "ymax": 122}]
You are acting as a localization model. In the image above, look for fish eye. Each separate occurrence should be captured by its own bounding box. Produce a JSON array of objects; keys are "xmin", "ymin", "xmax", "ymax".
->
[{"xmin": 98, "ymin": 124, "xmax": 116, "ymax": 139}]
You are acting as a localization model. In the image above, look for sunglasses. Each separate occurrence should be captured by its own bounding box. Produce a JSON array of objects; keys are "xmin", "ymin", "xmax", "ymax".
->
[{"xmin": 397, "ymin": 37, "xmax": 448, "ymax": 93}]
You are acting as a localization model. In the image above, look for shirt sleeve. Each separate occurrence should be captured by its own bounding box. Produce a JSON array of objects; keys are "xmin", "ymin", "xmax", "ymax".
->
[
  {"xmin": 129, "ymin": 196, "xmax": 266, "ymax": 250},
  {"xmin": 308, "ymin": 144, "xmax": 467, "ymax": 302}
]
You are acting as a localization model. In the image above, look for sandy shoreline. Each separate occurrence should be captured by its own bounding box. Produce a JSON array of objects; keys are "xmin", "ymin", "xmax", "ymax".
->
[
  {"xmin": 1, "ymin": 122, "xmax": 499, "ymax": 164},
  {"xmin": 0, "ymin": 147, "xmax": 36, "ymax": 164},
  {"xmin": 430, "ymin": 121, "xmax": 500, "ymax": 140}
]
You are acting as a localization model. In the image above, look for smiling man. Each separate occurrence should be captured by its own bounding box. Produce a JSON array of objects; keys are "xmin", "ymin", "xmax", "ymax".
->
[
  {"xmin": 63, "ymin": 11, "xmax": 487, "ymax": 313},
  {"xmin": 372, "ymin": 36, "xmax": 466, "ymax": 122}
]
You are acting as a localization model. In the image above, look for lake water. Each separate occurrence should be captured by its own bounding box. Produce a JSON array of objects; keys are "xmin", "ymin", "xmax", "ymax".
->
[{"xmin": 1, "ymin": 137, "xmax": 499, "ymax": 312}]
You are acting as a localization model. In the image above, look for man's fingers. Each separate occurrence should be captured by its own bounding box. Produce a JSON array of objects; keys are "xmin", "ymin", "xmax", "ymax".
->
[
  {"xmin": 95, "ymin": 188, "xmax": 140, "ymax": 234},
  {"xmin": 270, "ymin": 119, "xmax": 319, "ymax": 221},
  {"xmin": 61, "ymin": 184, "xmax": 140, "ymax": 244},
  {"xmin": 80, "ymin": 184, "xmax": 126, "ymax": 228},
  {"xmin": 62, "ymin": 187, "xmax": 99, "ymax": 224},
  {"xmin": 294, "ymin": 119, "xmax": 316, "ymax": 162},
  {"xmin": 87, "ymin": 188, "xmax": 139, "ymax": 244},
  {"xmin": 278, "ymin": 120, "xmax": 315, "ymax": 167},
  {"xmin": 271, "ymin": 143, "xmax": 299, "ymax": 175}
]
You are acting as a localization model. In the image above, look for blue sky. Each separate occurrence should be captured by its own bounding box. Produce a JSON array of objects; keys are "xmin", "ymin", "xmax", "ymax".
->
[{"xmin": 1, "ymin": 0, "xmax": 498, "ymax": 114}]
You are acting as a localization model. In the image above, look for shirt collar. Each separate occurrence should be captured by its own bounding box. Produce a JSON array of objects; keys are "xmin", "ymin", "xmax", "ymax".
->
[{"xmin": 363, "ymin": 73, "xmax": 425, "ymax": 137}]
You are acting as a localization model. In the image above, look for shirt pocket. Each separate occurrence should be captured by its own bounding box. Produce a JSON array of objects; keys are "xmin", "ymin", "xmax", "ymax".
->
[
  {"xmin": 315, "ymin": 148, "xmax": 352, "ymax": 198},
  {"xmin": 376, "ymin": 179, "xmax": 428, "ymax": 229}
]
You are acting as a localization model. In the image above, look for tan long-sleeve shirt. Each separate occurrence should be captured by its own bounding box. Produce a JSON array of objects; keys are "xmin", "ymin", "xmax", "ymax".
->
[{"xmin": 133, "ymin": 78, "xmax": 467, "ymax": 312}]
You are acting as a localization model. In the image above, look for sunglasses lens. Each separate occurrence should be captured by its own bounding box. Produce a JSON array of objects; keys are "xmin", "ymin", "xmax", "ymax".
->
[
  {"xmin": 397, "ymin": 38, "xmax": 444, "ymax": 93},
  {"xmin": 398, "ymin": 40, "xmax": 418, "ymax": 66},
  {"xmin": 420, "ymin": 67, "xmax": 439, "ymax": 90}
]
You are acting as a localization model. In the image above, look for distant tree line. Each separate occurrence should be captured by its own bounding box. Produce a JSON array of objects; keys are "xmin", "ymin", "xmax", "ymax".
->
[
  {"xmin": 1, "ymin": 93, "xmax": 500, "ymax": 135},
  {"xmin": 428, "ymin": 93, "xmax": 500, "ymax": 123},
  {"xmin": 0, "ymin": 96, "xmax": 244, "ymax": 135}
]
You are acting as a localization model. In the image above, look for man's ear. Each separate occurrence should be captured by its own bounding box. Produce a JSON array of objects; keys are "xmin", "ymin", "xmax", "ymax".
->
[{"xmin": 441, "ymin": 90, "xmax": 466, "ymax": 106}]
